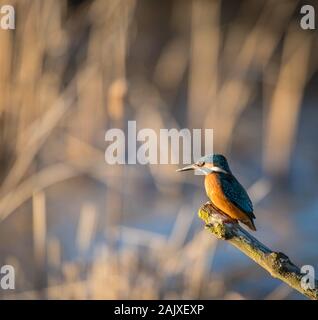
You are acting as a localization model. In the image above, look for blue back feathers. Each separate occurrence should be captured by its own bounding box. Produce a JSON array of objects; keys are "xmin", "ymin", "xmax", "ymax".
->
[{"xmin": 221, "ymin": 175, "xmax": 255, "ymax": 219}]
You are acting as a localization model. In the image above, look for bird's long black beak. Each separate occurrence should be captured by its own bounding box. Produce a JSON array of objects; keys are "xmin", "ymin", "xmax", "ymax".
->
[{"xmin": 176, "ymin": 164, "xmax": 197, "ymax": 172}]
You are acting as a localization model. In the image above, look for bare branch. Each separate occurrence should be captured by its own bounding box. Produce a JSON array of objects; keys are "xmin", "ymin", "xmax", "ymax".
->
[{"xmin": 198, "ymin": 202, "xmax": 318, "ymax": 300}]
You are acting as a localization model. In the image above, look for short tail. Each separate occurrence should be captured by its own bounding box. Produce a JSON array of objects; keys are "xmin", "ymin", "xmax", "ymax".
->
[{"xmin": 243, "ymin": 218, "xmax": 257, "ymax": 231}]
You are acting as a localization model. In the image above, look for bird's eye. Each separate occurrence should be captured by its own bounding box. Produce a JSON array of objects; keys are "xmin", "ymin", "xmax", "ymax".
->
[{"xmin": 196, "ymin": 161, "xmax": 205, "ymax": 167}]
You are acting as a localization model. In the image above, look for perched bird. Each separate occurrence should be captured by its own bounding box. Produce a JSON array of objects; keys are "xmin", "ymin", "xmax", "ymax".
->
[{"xmin": 177, "ymin": 154, "xmax": 256, "ymax": 231}]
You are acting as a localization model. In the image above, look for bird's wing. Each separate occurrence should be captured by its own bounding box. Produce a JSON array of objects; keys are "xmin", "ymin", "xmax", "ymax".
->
[{"xmin": 220, "ymin": 174, "xmax": 255, "ymax": 219}]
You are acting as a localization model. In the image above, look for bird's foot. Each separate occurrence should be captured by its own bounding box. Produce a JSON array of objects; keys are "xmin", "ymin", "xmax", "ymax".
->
[
  {"xmin": 218, "ymin": 213, "xmax": 238, "ymax": 225},
  {"xmin": 200, "ymin": 202, "xmax": 238, "ymax": 227}
]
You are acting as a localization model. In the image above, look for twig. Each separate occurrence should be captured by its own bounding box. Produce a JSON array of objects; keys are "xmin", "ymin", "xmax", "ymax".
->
[{"xmin": 198, "ymin": 202, "xmax": 318, "ymax": 300}]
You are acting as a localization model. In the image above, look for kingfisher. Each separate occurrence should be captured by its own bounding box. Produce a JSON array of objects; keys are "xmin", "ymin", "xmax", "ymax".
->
[{"xmin": 177, "ymin": 154, "xmax": 256, "ymax": 231}]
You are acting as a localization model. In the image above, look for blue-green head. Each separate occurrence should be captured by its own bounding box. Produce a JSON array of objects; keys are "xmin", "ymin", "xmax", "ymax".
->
[{"xmin": 176, "ymin": 154, "xmax": 231, "ymax": 175}]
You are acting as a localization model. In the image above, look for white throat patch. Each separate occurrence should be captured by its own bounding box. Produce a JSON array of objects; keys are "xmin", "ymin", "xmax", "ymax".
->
[
  {"xmin": 196, "ymin": 166, "xmax": 228, "ymax": 175},
  {"xmin": 210, "ymin": 166, "xmax": 228, "ymax": 174}
]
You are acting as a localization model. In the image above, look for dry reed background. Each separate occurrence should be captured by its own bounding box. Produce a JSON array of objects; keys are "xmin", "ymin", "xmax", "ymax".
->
[{"xmin": 0, "ymin": 0, "xmax": 317, "ymax": 299}]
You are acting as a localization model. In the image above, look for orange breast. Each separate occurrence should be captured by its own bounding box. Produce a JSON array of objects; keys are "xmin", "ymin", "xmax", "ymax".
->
[{"xmin": 204, "ymin": 173, "xmax": 248, "ymax": 221}]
